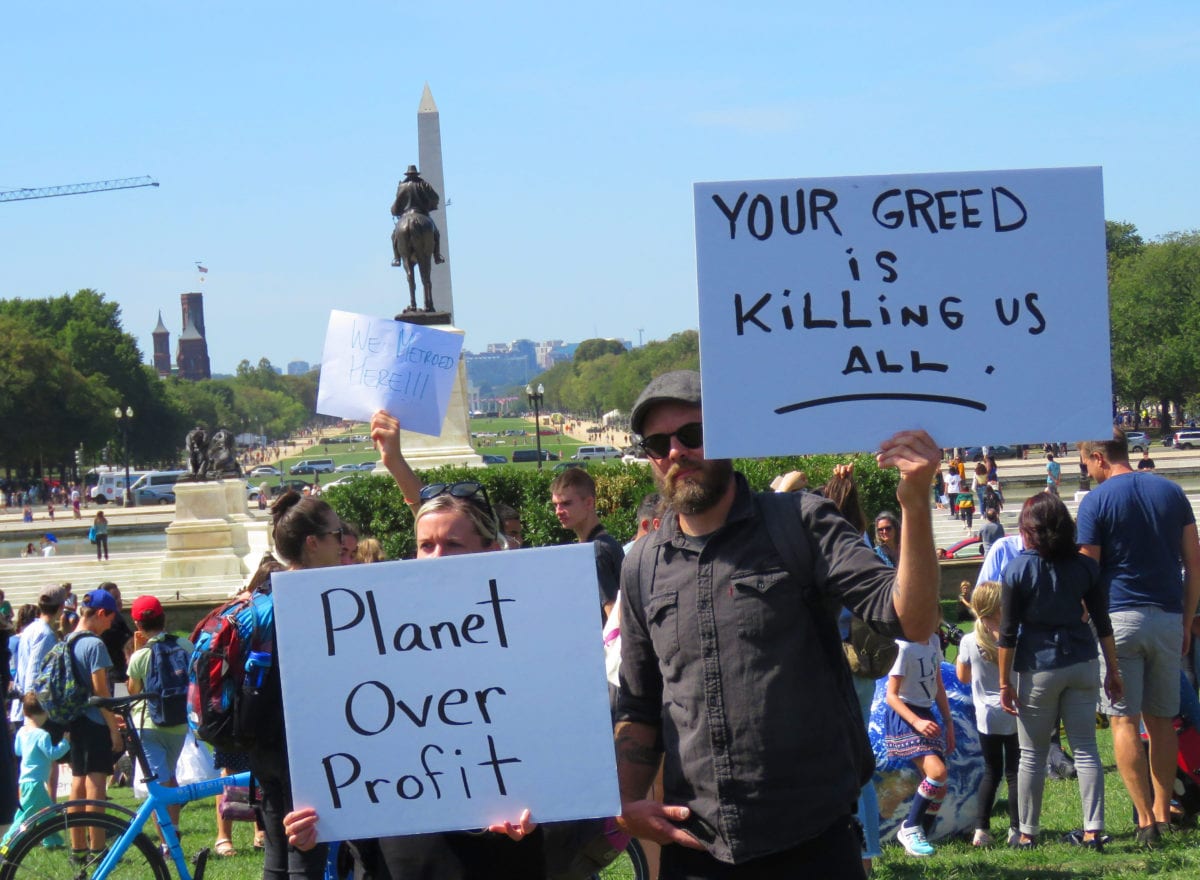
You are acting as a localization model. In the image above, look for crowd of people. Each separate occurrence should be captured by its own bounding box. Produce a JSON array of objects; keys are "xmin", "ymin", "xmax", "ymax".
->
[{"xmin": 0, "ymin": 373, "xmax": 1195, "ymax": 879}]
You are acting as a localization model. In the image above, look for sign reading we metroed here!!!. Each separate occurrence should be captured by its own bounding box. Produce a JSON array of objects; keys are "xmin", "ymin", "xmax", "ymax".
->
[
  {"xmin": 273, "ymin": 544, "xmax": 618, "ymax": 843},
  {"xmin": 694, "ymin": 166, "xmax": 1112, "ymax": 457}
]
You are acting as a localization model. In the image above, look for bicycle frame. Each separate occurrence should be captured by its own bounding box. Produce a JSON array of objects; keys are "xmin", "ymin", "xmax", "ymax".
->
[{"xmin": 90, "ymin": 771, "xmax": 253, "ymax": 880}]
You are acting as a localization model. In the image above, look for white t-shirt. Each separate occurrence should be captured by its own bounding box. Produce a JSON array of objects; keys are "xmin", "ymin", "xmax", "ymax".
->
[
  {"xmin": 957, "ymin": 631, "xmax": 1017, "ymax": 735},
  {"xmin": 946, "ymin": 472, "xmax": 962, "ymax": 494},
  {"xmin": 888, "ymin": 634, "xmax": 942, "ymax": 708}
]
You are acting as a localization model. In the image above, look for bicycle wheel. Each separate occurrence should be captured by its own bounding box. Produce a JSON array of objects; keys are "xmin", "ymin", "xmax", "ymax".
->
[
  {"xmin": 595, "ymin": 838, "xmax": 650, "ymax": 880},
  {"xmin": 0, "ymin": 809, "xmax": 169, "ymax": 880}
]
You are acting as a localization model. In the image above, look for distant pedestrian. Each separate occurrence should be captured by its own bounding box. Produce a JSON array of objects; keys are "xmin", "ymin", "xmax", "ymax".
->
[
  {"xmin": 1045, "ymin": 453, "xmax": 1061, "ymax": 496},
  {"xmin": 1137, "ymin": 450, "xmax": 1156, "ymax": 471},
  {"xmin": 93, "ymin": 511, "xmax": 109, "ymax": 562},
  {"xmin": 71, "ymin": 486, "xmax": 81, "ymax": 518}
]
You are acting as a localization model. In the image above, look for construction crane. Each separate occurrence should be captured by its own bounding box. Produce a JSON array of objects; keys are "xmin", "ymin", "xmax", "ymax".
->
[{"xmin": 0, "ymin": 176, "xmax": 159, "ymax": 203}]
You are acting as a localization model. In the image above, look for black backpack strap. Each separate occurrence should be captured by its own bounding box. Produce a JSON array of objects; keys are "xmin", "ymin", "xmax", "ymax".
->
[{"xmin": 756, "ymin": 491, "xmax": 876, "ymax": 787}]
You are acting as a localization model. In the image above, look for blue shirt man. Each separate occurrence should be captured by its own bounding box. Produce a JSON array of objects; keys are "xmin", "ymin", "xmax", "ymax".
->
[{"xmin": 1077, "ymin": 430, "xmax": 1200, "ymax": 849}]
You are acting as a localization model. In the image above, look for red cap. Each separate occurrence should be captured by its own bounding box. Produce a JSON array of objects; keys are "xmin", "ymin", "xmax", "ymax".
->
[{"xmin": 130, "ymin": 595, "xmax": 164, "ymax": 622}]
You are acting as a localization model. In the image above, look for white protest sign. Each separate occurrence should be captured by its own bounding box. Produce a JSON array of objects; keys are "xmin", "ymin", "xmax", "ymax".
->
[
  {"xmin": 316, "ymin": 310, "xmax": 463, "ymax": 435},
  {"xmin": 273, "ymin": 543, "xmax": 619, "ymax": 843},
  {"xmin": 694, "ymin": 167, "xmax": 1111, "ymax": 457}
]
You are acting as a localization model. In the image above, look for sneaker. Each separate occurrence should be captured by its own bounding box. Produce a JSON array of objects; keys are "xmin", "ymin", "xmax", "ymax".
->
[
  {"xmin": 971, "ymin": 829, "xmax": 994, "ymax": 847},
  {"xmin": 1136, "ymin": 823, "xmax": 1162, "ymax": 850},
  {"xmin": 1007, "ymin": 827, "xmax": 1020, "ymax": 846},
  {"xmin": 1062, "ymin": 829, "xmax": 1112, "ymax": 848},
  {"xmin": 898, "ymin": 823, "xmax": 935, "ymax": 857}
]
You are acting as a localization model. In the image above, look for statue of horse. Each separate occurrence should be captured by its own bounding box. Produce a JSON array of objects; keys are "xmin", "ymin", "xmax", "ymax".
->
[{"xmin": 392, "ymin": 211, "xmax": 437, "ymax": 312}]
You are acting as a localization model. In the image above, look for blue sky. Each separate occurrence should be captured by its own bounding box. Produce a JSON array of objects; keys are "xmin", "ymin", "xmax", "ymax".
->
[{"xmin": 2, "ymin": 1, "xmax": 1196, "ymax": 375}]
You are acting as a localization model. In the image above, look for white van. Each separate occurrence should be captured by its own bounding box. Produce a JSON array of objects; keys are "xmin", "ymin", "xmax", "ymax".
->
[
  {"xmin": 572, "ymin": 445, "xmax": 622, "ymax": 461},
  {"xmin": 128, "ymin": 470, "xmax": 187, "ymax": 505},
  {"xmin": 92, "ymin": 470, "xmax": 149, "ymax": 505}
]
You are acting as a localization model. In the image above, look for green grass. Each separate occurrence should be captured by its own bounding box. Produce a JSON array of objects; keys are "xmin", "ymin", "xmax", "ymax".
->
[
  {"xmin": 100, "ymin": 733, "xmax": 1200, "ymax": 880},
  {"xmin": 264, "ymin": 418, "xmax": 590, "ymax": 479},
  {"xmin": 103, "ymin": 782, "xmax": 638, "ymax": 879},
  {"xmin": 873, "ymin": 723, "xmax": 1200, "ymax": 878}
]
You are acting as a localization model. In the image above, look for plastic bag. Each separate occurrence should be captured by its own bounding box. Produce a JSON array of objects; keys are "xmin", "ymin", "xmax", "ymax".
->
[
  {"xmin": 177, "ymin": 732, "xmax": 218, "ymax": 785},
  {"xmin": 132, "ymin": 731, "xmax": 218, "ymax": 800}
]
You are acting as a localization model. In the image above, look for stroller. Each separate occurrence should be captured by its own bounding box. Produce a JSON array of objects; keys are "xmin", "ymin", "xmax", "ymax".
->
[{"xmin": 1135, "ymin": 717, "xmax": 1200, "ymax": 826}]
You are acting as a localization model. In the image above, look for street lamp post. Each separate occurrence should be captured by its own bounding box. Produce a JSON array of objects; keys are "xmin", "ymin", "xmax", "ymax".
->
[
  {"xmin": 526, "ymin": 383, "xmax": 545, "ymax": 470},
  {"xmin": 114, "ymin": 405, "xmax": 134, "ymax": 507}
]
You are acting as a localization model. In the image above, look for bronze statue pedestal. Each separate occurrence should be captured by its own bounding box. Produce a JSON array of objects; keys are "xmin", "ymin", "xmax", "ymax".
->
[{"xmin": 395, "ymin": 308, "xmax": 451, "ymax": 325}]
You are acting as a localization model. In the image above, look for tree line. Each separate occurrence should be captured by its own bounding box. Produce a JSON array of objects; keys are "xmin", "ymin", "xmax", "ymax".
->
[
  {"xmin": 0, "ymin": 289, "xmax": 318, "ymax": 481},
  {"xmin": 1107, "ymin": 222, "xmax": 1200, "ymax": 431}
]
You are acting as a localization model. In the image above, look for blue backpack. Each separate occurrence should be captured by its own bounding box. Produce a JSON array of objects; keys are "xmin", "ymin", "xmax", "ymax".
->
[
  {"xmin": 33, "ymin": 632, "xmax": 100, "ymax": 726},
  {"xmin": 187, "ymin": 592, "xmax": 275, "ymax": 750},
  {"xmin": 143, "ymin": 634, "xmax": 191, "ymax": 727}
]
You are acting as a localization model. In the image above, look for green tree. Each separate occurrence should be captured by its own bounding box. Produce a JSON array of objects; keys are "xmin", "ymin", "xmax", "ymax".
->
[
  {"xmin": 1109, "ymin": 231, "xmax": 1200, "ymax": 430},
  {"xmin": 574, "ymin": 338, "xmax": 627, "ymax": 363}
]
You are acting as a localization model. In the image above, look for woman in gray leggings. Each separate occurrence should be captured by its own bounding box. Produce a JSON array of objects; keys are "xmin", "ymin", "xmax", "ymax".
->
[{"xmin": 997, "ymin": 493, "xmax": 1122, "ymax": 850}]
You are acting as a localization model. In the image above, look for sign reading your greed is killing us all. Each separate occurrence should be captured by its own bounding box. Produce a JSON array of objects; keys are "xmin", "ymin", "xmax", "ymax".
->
[{"xmin": 694, "ymin": 167, "xmax": 1112, "ymax": 457}]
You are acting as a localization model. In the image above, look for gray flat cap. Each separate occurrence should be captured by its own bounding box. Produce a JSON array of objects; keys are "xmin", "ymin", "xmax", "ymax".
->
[
  {"xmin": 38, "ymin": 584, "xmax": 68, "ymax": 605},
  {"xmin": 630, "ymin": 370, "xmax": 702, "ymax": 436}
]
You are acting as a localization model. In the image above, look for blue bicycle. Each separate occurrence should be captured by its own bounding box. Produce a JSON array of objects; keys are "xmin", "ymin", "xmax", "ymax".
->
[{"xmin": 0, "ymin": 694, "xmax": 275, "ymax": 880}]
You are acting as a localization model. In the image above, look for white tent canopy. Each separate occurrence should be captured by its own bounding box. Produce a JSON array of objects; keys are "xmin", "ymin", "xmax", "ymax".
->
[{"xmin": 601, "ymin": 409, "xmax": 622, "ymax": 425}]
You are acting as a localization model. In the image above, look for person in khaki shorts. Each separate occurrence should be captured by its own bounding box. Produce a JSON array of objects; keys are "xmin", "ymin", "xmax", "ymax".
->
[{"xmin": 1078, "ymin": 429, "xmax": 1200, "ymax": 849}]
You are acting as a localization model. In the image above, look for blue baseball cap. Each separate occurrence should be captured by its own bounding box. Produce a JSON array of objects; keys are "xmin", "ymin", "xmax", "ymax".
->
[{"xmin": 81, "ymin": 590, "xmax": 118, "ymax": 614}]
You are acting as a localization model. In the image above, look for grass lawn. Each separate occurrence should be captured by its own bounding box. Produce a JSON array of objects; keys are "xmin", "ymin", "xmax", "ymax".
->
[
  {"xmin": 874, "ymin": 723, "xmax": 1200, "ymax": 878},
  {"xmin": 264, "ymin": 418, "xmax": 587, "ymax": 478},
  {"xmin": 100, "ymin": 727, "xmax": 1200, "ymax": 880}
]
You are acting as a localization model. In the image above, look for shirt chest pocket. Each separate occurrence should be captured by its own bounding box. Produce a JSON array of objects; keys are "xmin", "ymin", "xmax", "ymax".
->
[
  {"xmin": 646, "ymin": 590, "xmax": 681, "ymax": 666},
  {"xmin": 732, "ymin": 568, "xmax": 801, "ymax": 641}
]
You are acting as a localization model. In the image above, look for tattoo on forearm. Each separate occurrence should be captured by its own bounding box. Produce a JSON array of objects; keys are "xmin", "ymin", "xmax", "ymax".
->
[{"xmin": 616, "ymin": 734, "xmax": 661, "ymax": 767}]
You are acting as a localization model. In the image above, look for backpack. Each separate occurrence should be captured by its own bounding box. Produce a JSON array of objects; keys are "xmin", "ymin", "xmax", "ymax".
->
[
  {"xmin": 845, "ymin": 614, "xmax": 900, "ymax": 679},
  {"xmin": 33, "ymin": 631, "xmax": 100, "ymax": 725},
  {"xmin": 187, "ymin": 591, "xmax": 275, "ymax": 751},
  {"xmin": 143, "ymin": 634, "xmax": 190, "ymax": 727}
]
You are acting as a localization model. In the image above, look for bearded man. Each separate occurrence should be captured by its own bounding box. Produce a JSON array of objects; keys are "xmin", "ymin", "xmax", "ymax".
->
[{"xmin": 614, "ymin": 370, "xmax": 941, "ymax": 878}]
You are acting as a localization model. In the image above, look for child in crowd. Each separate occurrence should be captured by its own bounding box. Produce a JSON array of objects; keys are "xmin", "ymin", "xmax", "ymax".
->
[
  {"xmin": 2, "ymin": 693, "xmax": 71, "ymax": 848},
  {"xmin": 956, "ymin": 582, "xmax": 1019, "ymax": 846},
  {"xmin": 885, "ymin": 632, "xmax": 955, "ymax": 857},
  {"xmin": 956, "ymin": 489, "xmax": 975, "ymax": 531}
]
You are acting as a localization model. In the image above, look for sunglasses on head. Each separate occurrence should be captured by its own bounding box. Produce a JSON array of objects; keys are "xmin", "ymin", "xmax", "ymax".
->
[
  {"xmin": 638, "ymin": 422, "xmax": 703, "ymax": 460},
  {"xmin": 421, "ymin": 481, "xmax": 495, "ymax": 514}
]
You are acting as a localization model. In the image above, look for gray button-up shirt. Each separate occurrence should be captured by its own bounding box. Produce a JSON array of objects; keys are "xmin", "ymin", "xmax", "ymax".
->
[{"xmin": 617, "ymin": 474, "xmax": 902, "ymax": 864}]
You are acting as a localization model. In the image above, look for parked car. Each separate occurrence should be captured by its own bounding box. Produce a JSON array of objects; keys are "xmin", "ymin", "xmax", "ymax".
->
[
  {"xmin": 573, "ymin": 446, "xmax": 624, "ymax": 461},
  {"xmin": 334, "ymin": 463, "xmax": 364, "ymax": 472},
  {"xmin": 249, "ymin": 465, "xmax": 282, "ymax": 477},
  {"xmin": 249, "ymin": 479, "xmax": 313, "ymax": 501},
  {"xmin": 482, "ymin": 454, "xmax": 508, "ymax": 465},
  {"xmin": 1173, "ymin": 430, "xmax": 1200, "ymax": 450},
  {"xmin": 553, "ymin": 462, "xmax": 587, "ymax": 473},
  {"xmin": 1125, "ymin": 431, "xmax": 1150, "ymax": 452},
  {"xmin": 511, "ymin": 449, "xmax": 560, "ymax": 463},
  {"xmin": 289, "ymin": 459, "xmax": 335, "ymax": 474},
  {"xmin": 964, "ymin": 445, "xmax": 1020, "ymax": 462},
  {"xmin": 355, "ymin": 461, "xmax": 380, "ymax": 471},
  {"xmin": 937, "ymin": 536, "xmax": 983, "ymax": 559},
  {"xmin": 132, "ymin": 485, "xmax": 176, "ymax": 505}
]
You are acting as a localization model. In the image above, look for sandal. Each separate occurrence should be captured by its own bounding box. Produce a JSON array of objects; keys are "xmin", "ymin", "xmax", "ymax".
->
[
  {"xmin": 214, "ymin": 838, "xmax": 237, "ymax": 857},
  {"xmin": 253, "ymin": 829, "xmax": 266, "ymax": 849}
]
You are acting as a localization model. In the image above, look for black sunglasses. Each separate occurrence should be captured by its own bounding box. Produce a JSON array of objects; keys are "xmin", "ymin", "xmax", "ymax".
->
[
  {"xmin": 421, "ymin": 481, "xmax": 495, "ymax": 514},
  {"xmin": 322, "ymin": 527, "xmax": 345, "ymax": 544},
  {"xmin": 638, "ymin": 422, "xmax": 703, "ymax": 460}
]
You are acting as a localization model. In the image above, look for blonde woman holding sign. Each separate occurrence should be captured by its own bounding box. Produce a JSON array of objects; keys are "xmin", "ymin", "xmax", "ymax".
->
[{"xmin": 283, "ymin": 483, "xmax": 545, "ymax": 879}]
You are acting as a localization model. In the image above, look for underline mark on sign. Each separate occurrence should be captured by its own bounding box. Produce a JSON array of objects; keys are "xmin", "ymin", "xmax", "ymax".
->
[{"xmin": 775, "ymin": 393, "xmax": 987, "ymax": 414}]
